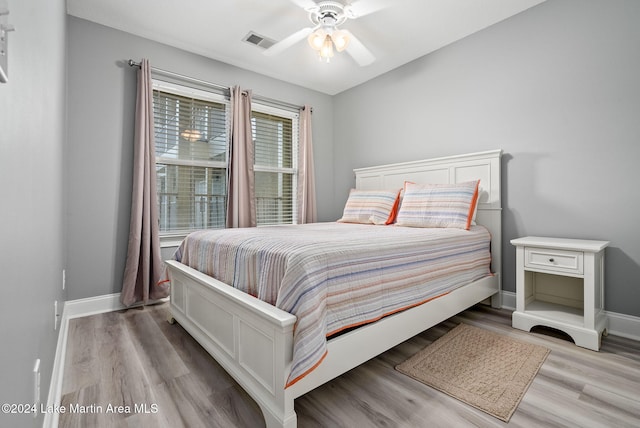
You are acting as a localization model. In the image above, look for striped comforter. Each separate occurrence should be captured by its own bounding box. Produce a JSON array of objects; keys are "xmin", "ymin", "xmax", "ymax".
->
[{"xmin": 173, "ymin": 222, "xmax": 492, "ymax": 387}]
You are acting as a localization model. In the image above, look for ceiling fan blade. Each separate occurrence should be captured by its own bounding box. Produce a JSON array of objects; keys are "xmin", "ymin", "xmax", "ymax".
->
[
  {"xmin": 343, "ymin": 30, "xmax": 375, "ymax": 66},
  {"xmin": 344, "ymin": 0, "xmax": 390, "ymax": 18},
  {"xmin": 289, "ymin": 0, "xmax": 319, "ymax": 12},
  {"xmin": 263, "ymin": 27, "xmax": 314, "ymax": 56}
]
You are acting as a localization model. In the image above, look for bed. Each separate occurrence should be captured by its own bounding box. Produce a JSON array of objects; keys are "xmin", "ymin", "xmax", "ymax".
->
[{"xmin": 165, "ymin": 149, "xmax": 503, "ymax": 428}]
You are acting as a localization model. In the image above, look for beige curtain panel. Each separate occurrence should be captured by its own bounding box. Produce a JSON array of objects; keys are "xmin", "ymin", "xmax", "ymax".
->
[
  {"xmin": 226, "ymin": 86, "xmax": 256, "ymax": 228},
  {"xmin": 121, "ymin": 59, "xmax": 169, "ymax": 306},
  {"xmin": 297, "ymin": 105, "xmax": 317, "ymax": 224}
]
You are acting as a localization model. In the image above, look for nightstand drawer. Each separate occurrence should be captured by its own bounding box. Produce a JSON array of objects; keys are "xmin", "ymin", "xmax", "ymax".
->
[{"xmin": 524, "ymin": 247, "xmax": 583, "ymax": 275}]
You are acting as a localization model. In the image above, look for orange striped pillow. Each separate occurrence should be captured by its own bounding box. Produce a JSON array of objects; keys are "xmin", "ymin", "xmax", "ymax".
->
[
  {"xmin": 396, "ymin": 180, "xmax": 480, "ymax": 229},
  {"xmin": 338, "ymin": 189, "xmax": 401, "ymax": 225}
]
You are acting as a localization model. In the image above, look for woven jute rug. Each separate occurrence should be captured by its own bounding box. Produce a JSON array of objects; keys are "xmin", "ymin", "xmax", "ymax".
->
[{"xmin": 396, "ymin": 323, "xmax": 549, "ymax": 422}]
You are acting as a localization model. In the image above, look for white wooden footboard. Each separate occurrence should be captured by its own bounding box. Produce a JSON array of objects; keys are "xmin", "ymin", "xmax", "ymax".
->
[
  {"xmin": 166, "ymin": 260, "xmax": 298, "ymax": 427},
  {"xmin": 166, "ymin": 260, "xmax": 499, "ymax": 428}
]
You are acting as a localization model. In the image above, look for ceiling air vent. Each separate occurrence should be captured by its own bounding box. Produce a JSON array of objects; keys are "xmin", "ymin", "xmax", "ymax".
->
[{"xmin": 242, "ymin": 32, "xmax": 275, "ymax": 50}]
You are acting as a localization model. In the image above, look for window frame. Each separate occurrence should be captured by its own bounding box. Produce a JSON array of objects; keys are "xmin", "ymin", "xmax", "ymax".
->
[
  {"xmin": 152, "ymin": 79, "xmax": 230, "ymax": 246},
  {"xmin": 251, "ymin": 102, "xmax": 300, "ymax": 226}
]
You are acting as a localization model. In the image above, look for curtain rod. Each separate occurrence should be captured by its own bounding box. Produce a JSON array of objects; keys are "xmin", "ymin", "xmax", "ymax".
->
[{"xmin": 127, "ymin": 59, "xmax": 309, "ymax": 112}]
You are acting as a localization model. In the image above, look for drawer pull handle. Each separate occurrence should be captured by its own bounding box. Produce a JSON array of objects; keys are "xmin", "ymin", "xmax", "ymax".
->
[{"xmin": 549, "ymin": 258, "xmax": 555, "ymax": 263}]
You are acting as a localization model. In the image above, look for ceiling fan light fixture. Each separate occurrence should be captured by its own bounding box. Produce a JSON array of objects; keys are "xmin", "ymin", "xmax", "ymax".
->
[
  {"xmin": 308, "ymin": 27, "xmax": 348, "ymax": 62},
  {"xmin": 263, "ymin": 0, "xmax": 377, "ymax": 67}
]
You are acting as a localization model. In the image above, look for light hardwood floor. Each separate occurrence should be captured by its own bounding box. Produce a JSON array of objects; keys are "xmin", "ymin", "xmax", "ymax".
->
[{"xmin": 59, "ymin": 303, "xmax": 640, "ymax": 427}]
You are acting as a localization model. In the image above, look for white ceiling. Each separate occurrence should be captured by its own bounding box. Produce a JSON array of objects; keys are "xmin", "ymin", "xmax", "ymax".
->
[{"xmin": 66, "ymin": 0, "xmax": 546, "ymax": 95}]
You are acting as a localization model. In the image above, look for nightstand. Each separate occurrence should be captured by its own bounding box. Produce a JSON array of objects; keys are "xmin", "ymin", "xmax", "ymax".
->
[{"xmin": 510, "ymin": 236, "xmax": 609, "ymax": 351}]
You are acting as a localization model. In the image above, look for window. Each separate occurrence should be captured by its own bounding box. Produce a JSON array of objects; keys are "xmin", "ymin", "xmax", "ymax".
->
[
  {"xmin": 252, "ymin": 105, "xmax": 299, "ymax": 226},
  {"xmin": 152, "ymin": 80, "xmax": 300, "ymax": 239},
  {"xmin": 153, "ymin": 81, "xmax": 229, "ymax": 238}
]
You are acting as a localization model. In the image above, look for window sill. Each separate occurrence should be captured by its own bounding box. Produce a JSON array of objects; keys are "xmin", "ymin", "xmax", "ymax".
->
[{"xmin": 160, "ymin": 235, "xmax": 186, "ymax": 248}]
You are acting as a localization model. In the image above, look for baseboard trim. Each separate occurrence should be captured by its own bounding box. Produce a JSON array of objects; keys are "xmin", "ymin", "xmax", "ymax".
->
[
  {"xmin": 43, "ymin": 293, "xmax": 168, "ymax": 428},
  {"xmin": 500, "ymin": 290, "xmax": 516, "ymax": 311},
  {"xmin": 64, "ymin": 292, "xmax": 169, "ymax": 320},
  {"xmin": 606, "ymin": 310, "xmax": 640, "ymax": 342},
  {"xmin": 42, "ymin": 302, "xmax": 69, "ymax": 428}
]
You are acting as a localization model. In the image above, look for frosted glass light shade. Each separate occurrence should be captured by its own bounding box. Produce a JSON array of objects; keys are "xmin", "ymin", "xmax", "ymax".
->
[
  {"xmin": 331, "ymin": 30, "xmax": 349, "ymax": 52},
  {"xmin": 307, "ymin": 29, "xmax": 327, "ymax": 50}
]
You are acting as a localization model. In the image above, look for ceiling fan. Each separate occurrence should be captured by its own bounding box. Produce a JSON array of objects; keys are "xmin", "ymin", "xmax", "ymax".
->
[{"xmin": 263, "ymin": 0, "xmax": 388, "ymax": 66}]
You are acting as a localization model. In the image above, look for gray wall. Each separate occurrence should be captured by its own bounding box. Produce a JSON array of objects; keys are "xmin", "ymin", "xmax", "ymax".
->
[
  {"xmin": 66, "ymin": 0, "xmax": 640, "ymax": 317},
  {"xmin": 0, "ymin": 0, "xmax": 67, "ymax": 426},
  {"xmin": 333, "ymin": 0, "xmax": 640, "ymax": 317},
  {"xmin": 66, "ymin": 17, "xmax": 334, "ymax": 300}
]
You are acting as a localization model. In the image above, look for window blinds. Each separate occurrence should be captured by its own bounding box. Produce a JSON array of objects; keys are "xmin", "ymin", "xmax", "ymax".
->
[
  {"xmin": 153, "ymin": 89, "xmax": 229, "ymax": 234},
  {"xmin": 252, "ymin": 110, "xmax": 298, "ymax": 226}
]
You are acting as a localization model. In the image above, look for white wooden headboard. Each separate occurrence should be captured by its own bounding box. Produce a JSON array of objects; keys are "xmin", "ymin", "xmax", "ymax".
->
[{"xmin": 353, "ymin": 149, "xmax": 503, "ymax": 293}]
